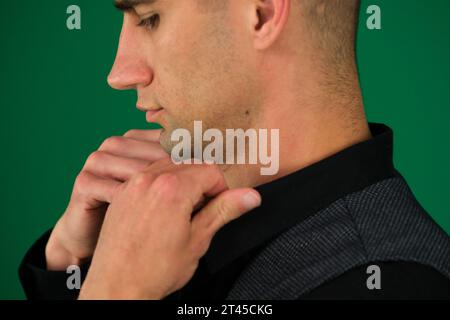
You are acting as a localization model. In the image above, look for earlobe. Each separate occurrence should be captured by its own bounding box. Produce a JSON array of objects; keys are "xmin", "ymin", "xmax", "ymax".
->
[{"xmin": 253, "ymin": 0, "xmax": 290, "ymax": 50}]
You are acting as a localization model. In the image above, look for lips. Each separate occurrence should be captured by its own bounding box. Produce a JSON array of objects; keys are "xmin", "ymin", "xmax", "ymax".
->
[
  {"xmin": 146, "ymin": 109, "xmax": 164, "ymax": 123},
  {"xmin": 136, "ymin": 102, "xmax": 164, "ymax": 123}
]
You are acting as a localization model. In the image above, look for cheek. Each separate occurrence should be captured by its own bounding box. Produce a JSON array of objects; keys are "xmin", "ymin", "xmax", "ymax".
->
[
  {"xmin": 154, "ymin": 21, "xmax": 253, "ymax": 125},
  {"xmin": 156, "ymin": 27, "xmax": 197, "ymax": 92},
  {"xmin": 156, "ymin": 44, "xmax": 217, "ymax": 123}
]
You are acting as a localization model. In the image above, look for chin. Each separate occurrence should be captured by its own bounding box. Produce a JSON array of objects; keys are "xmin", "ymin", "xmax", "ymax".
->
[{"xmin": 159, "ymin": 128, "xmax": 176, "ymax": 155}]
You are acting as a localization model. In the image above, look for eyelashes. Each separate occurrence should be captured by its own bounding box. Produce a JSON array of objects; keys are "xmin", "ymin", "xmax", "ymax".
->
[{"xmin": 137, "ymin": 14, "xmax": 160, "ymax": 31}]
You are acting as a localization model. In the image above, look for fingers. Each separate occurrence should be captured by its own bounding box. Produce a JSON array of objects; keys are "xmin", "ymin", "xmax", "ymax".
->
[
  {"xmin": 142, "ymin": 162, "xmax": 229, "ymax": 214},
  {"xmin": 190, "ymin": 188, "xmax": 261, "ymax": 256},
  {"xmin": 83, "ymin": 151, "xmax": 150, "ymax": 182},
  {"xmin": 123, "ymin": 129, "xmax": 162, "ymax": 142},
  {"xmin": 99, "ymin": 136, "xmax": 168, "ymax": 162},
  {"xmin": 73, "ymin": 171, "xmax": 122, "ymax": 204},
  {"xmin": 74, "ymin": 130, "xmax": 168, "ymax": 209},
  {"xmin": 177, "ymin": 163, "xmax": 229, "ymax": 199},
  {"xmin": 88, "ymin": 130, "xmax": 168, "ymax": 183}
]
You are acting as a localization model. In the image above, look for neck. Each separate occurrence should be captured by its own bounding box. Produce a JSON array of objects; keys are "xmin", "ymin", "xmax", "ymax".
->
[{"xmin": 223, "ymin": 69, "xmax": 371, "ymax": 189}]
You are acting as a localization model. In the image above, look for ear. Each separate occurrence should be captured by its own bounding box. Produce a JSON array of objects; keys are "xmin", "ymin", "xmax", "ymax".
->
[{"xmin": 252, "ymin": 0, "xmax": 291, "ymax": 50}]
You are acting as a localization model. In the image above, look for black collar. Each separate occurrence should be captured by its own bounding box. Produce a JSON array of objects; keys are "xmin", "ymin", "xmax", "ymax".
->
[{"xmin": 204, "ymin": 123, "xmax": 396, "ymax": 273}]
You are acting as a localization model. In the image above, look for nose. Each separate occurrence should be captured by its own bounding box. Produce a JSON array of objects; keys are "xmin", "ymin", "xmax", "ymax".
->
[
  {"xmin": 107, "ymin": 16, "xmax": 154, "ymax": 90},
  {"xmin": 108, "ymin": 56, "xmax": 153, "ymax": 90}
]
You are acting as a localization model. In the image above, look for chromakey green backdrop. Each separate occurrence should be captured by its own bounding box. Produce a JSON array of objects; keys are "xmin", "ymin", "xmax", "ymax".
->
[{"xmin": 0, "ymin": 0, "xmax": 449, "ymax": 299}]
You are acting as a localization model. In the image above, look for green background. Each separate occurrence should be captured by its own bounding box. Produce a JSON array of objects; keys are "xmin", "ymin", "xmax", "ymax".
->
[{"xmin": 1, "ymin": 0, "xmax": 449, "ymax": 299}]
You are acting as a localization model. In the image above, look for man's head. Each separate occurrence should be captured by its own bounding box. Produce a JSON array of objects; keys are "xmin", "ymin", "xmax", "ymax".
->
[{"xmin": 108, "ymin": 0, "xmax": 361, "ymax": 154}]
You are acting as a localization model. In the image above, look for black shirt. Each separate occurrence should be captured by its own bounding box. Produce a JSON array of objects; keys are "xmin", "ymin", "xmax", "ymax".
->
[{"xmin": 19, "ymin": 123, "xmax": 450, "ymax": 300}]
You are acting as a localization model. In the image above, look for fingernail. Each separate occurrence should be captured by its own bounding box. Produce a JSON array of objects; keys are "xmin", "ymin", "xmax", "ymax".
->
[{"xmin": 241, "ymin": 191, "xmax": 261, "ymax": 210}]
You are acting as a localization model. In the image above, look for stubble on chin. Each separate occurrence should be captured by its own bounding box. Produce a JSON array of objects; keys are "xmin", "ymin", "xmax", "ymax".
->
[{"xmin": 158, "ymin": 127, "xmax": 175, "ymax": 155}]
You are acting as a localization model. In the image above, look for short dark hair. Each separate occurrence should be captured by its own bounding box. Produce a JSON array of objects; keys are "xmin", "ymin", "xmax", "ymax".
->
[{"xmin": 301, "ymin": 0, "xmax": 361, "ymax": 68}]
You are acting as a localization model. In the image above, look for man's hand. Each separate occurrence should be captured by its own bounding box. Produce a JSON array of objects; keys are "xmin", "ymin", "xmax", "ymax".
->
[
  {"xmin": 46, "ymin": 130, "xmax": 168, "ymax": 271},
  {"xmin": 78, "ymin": 158, "xmax": 261, "ymax": 300}
]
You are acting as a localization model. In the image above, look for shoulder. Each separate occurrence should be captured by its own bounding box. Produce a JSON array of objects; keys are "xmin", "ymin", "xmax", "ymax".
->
[
  {"xmin": 228, "ymin": 176, "xmax": 450, "ymax": 299},
  {"xmin": 341, "ymin": 175, "xmax": 450, "ymax": 275}
]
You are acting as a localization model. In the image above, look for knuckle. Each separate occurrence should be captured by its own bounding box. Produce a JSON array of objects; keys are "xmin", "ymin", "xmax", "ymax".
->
[
  {"xmin": 123, "ymin": 129, "xmax": 139, "ymax": 138},
  {"xmin": 74, "ymin": 171, "xmax": 92, "ymax": 193},
  {"xmin": 216, "ymin": 199, "xmax": 232, "ymax": 225},
  {"xmin": 86, "ymin": 151, "xmax": 105, "ymax": 166},
  {"xmin": 131, "ymin": 172, "xmax": 155, "ymax": 190},
  {"xmin": 149, "ymin": 173, "xmax": 183, "ymax": 203},
  {"xmin": 99, "ymin": 136, "xmax": 123, "ymax": 151},
  {"xmin": 152, "ymin": 173, "xmax": 180, "ymax": 192}
]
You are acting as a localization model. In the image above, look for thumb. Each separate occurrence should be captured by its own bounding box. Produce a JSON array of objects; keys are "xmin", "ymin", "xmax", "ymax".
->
[{"xmin": 191, "ymin": 188, "xmax": 262, "ymax": 240}]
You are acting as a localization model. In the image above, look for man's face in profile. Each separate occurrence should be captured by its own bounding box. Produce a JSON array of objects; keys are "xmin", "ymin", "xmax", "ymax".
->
[{"xmin": 108, "ymin": 0, "xmax": 263, "ymax": 154}]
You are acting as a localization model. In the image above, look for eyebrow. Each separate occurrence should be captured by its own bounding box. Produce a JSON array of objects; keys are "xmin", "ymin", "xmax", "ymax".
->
[{"xmin": 114, "ymin": 0, "xmax": 158, "ymax": 11}]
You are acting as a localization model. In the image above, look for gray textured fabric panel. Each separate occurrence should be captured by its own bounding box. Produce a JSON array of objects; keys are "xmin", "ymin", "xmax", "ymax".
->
[
  {"xmin": 227, "ymin": 177, "xmax": 450, "ymax": 300},
  {"xmin": 344, "ymin": 176, "xmax": 450, "ymax": 271}
]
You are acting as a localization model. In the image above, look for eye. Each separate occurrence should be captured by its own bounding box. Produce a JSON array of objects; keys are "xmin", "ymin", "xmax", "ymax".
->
[{"xmin": 137, "ymin": 14, "xmax": 160, "ymax": 31}]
